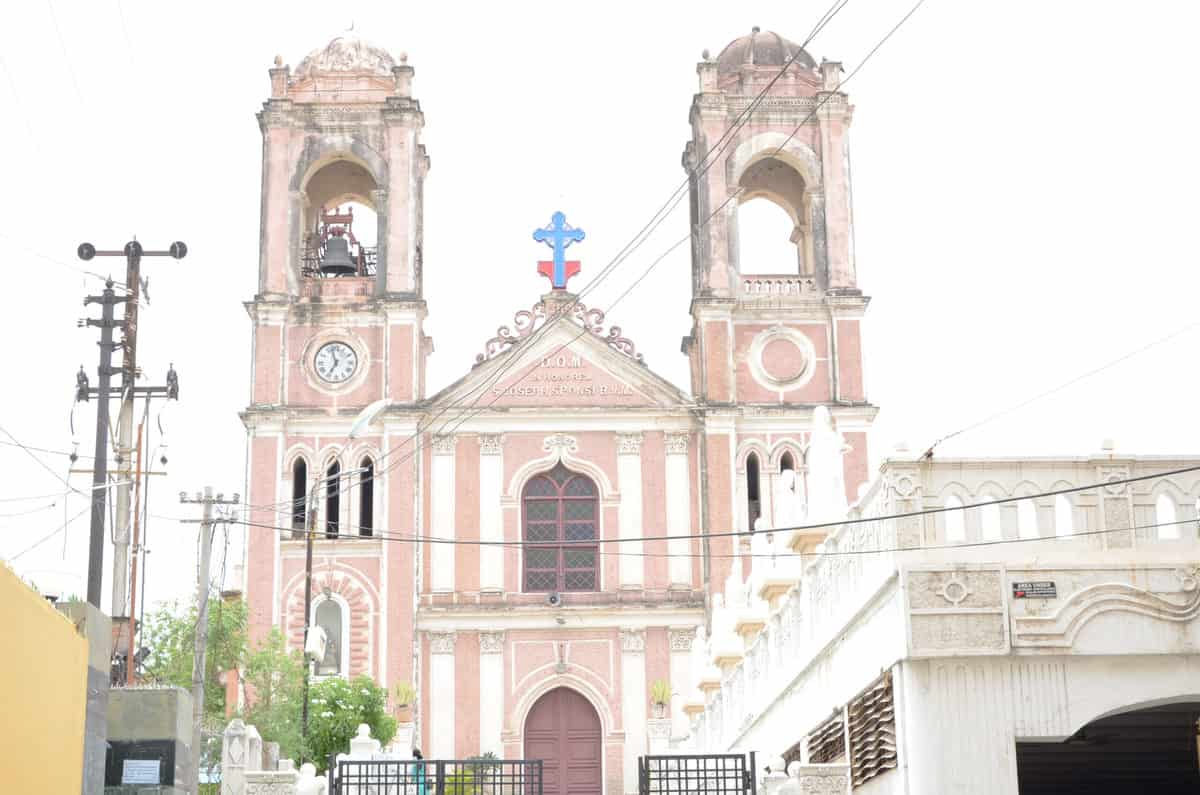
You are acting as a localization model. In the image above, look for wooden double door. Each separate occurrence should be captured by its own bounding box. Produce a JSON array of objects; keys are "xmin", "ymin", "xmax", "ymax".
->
[{"xmin": 524, "ymin": 687, "xmax": 603, "ymax": 795}]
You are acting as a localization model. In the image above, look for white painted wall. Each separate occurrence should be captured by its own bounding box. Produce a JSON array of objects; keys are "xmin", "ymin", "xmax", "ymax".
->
[
  {"xmin": 617, "ymin": 446, "xmax": 644, "ymax": 588},
  {"xmin": 430, "ymin": 644, "xmax": 456, "ymax": 759},
  {"xmin": 479, "ymin": 646, "xmax": 504, "ymax": 756},
  {"xmin": 621, "ymin": 636, "xmax": 647, "ymax": 794},
  {"xmin": 479, "ymin": 444, "xmax": 503, "ymax": 591},
  {"xmin": 665, "ymin": 449, "xmax": 692, "ymax": 587},
  {"xmin": 431, "ymin": 447, "xmax": 455, "ymax": 592}
]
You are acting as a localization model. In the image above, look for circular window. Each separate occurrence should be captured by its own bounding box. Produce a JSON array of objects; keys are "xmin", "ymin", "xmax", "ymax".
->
[{"xmin": 748, "ymin": 327, "xmax": 816, "ymax": 392}]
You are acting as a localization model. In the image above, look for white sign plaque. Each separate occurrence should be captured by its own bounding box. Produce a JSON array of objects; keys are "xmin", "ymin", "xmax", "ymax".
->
[{"xmin": 122, "ymin": 759, "xmax": 161, "ymax": 785}]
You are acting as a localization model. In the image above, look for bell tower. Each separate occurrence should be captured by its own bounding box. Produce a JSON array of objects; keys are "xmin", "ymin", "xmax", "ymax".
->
[
  {"xmin": 682, "ymin": 29, "xmax": 876, "ymax": 589},
  {"xmin": 242, "ymin": 37, "xmax": 430, "ymax": 686}
]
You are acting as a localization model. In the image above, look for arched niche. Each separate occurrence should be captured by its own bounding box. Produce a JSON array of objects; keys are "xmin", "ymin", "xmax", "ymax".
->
[{"xmin": 735, "ymin": 155, "xmax": 810, "ymax": 275}]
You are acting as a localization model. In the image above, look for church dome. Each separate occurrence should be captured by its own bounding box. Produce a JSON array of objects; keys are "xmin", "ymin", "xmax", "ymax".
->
[
  {"xmin": 294, "ymin": 36, "xmax": 398, "ymax": 79},
  {"xmin": 716, "ymin": 27, "xmax": 816, "ymax": 74}
]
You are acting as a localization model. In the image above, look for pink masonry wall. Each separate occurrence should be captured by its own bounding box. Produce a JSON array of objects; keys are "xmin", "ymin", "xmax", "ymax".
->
[
  {"xmin": 387, "ymin": 444, "xmax": 417, "ymax": 688},
  {"xmin": 705, "ymin": 433, "xmax": 734, "ymax": 591},
  {"xmin": 733, "ymin": 322, "xmax": 832, "ymax": 404},
  {"xmin": 642, "ymin": 432, "xmax": 668, "ymax": 589},
  {"xmin": 836, "ymin": 319, "xmax": 865, "ymax": 402},
  {"xmin": 456, "ymin": 434, "xmax": 481, "ymax": 595},
  {"xmin": 252, "ymin": 326, "xmax": 281, "ymax": 405},
  {"xmin": 455, "ymin": 632, "xmax": 481, "ymax": 756},
  {"xmin": 389, "ymin": 324, "xmax": 415, "ymax": 402},
  {"xmin": 246, "ymin": 434, "xmax": 279, "ymax": 647}
]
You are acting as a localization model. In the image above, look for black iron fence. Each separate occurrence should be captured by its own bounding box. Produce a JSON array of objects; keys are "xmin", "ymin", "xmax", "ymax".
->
[
  {"xmin": 330, "ymin": 757, "xmax": 543, "ymax": 795},
  {"xmin": 638, "ymin": 753, "xmax": 756, "ymax": 795}
]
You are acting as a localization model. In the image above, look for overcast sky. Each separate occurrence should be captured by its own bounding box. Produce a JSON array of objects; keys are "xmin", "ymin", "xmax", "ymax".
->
[{"xmin": 2, "ymin": 0, "xmax": 1197, "ymax": 614}]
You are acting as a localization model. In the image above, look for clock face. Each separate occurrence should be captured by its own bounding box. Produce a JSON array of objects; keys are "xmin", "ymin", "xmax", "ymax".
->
[{"xmin": 314, "ymin": 342, "xmax": 358, "ymax": 384}]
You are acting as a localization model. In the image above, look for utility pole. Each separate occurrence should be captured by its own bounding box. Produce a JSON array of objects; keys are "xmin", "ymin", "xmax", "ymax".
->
[
  {"xmin": 179, "ymin": 487, "xmax": 238, "ymax": 793},
  {"xmin": 300, "ymin": 474, "xmax": 321, "ymax": 750},
  {"xmin": 77, "ymin": 239, "xmax": 186, "ymax": 618},
  {"xmin": 78, "ymin": 279, "xmax": 124, "ymax": 608}
]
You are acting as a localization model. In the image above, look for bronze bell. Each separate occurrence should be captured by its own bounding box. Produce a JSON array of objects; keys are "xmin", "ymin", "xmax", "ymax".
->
[{"xmin": 320, "ymin": 235, "xmax": 356, "ymax": 276}]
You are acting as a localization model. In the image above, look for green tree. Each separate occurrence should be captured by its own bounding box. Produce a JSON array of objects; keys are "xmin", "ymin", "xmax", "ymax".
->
[
  {"xmin": 307, "ymin": 675, "xmax": 396, "ymax": 770},
  {"xmin": 141, "ymin": 592, "xmax": 247, "ymax": 720},
  {"xmin": 241, "ymin": 629, "xmax": 306, "ymax": 761}
]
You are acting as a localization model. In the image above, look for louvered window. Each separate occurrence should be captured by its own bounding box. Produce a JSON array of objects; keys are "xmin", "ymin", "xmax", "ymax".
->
[
  {"xmin": 807, "ymin": 715, "xmax": 846, "ymax": 764},
  {"xmin": 848, "ymin": 672, "xmax": 897, "ymax": 787}
]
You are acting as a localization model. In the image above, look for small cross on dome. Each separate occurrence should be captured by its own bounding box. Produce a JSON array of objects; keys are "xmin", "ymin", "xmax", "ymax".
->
[{"xmin": 533, "ymin": 211, "xmax": 586, "ymax": 290}]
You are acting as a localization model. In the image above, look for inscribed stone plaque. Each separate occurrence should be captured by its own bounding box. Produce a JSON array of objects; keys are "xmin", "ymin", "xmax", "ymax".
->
[{"xmin": 121, "ymin": 759, "xmax": 161, "ymax": 785}]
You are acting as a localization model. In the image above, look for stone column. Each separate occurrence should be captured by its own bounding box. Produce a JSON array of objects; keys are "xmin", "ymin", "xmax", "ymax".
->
[
  {"xmin": 479, "ymin": 435, "xmax": 504, "ymax": 592},
  {"xmin": 430, "ymin": 435, "xmax": 456, "ymax": 592},
  {"xmin": 428, "ymin": 631, "xmax": 457, "ymax": 759},
  {"xmin": 478, "ymin": 631, "xmax": 505, "ymax": 756},
  {"xmin": 620, "ymin": 628, "xmax": 647, "ymax": 795},
  {"xmin": 664, "ymin": 433, "xmax": 693, "ymax": 588},
  {"xmin": 667, "ymin": 627, "xmax": 696, "ymax": 740},
  {"xmin": 617, "ymin": 433, "xmax": 644, "ymax": 588},
  {"xmin": 370, "ymin": 188, "xmax": 389, "ymax": 294}
]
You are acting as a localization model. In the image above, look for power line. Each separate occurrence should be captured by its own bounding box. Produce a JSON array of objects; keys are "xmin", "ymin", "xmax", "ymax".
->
[
  {"xmin": 6, "ymin": 505, "xmax": 91, "ymax": 562},
  {"xmin": 0, "ymin": 424, "xmax": 84, "ymax": 497},
  {"xmin": 206, "ymin": 464, "xmax": 1200, "ymax": 554},
  {"xmin": 0, "ymin": 438, "xmax": 93, "ymax": 459},
  {"xmin": 923, "ymin": 319, "xmax": 1200, "ymax": 457}
]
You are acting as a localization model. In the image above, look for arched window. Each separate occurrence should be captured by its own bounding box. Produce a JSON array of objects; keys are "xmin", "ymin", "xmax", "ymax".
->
[
  {"xmin": 313, "ymin": 598, "xmax": 343, "ymax": 677},
  {"xmin": 358, "ymin": 457, "xmax": 374, "ymax": 537},
  {"xmin": 944, "ymin": 496, "xmax": 965, "ymax": 543},
  {"xmin": 522, "ymin": 463, "xmax": 598, "ymax": 593},
  {"xmin": 292, "ymin": 458, "xmax": 308, "ymax": 538},
  {"xmin": 981, "ymin": 500, "xmax": 1002, "ymax": 541},
  {"xmin": 325, "ymin": 460, "xmax": 341, "ymax": 539},
  {"xmin": 1156, "ymin": 493, "xmax": 1179, "ymax": 540},
  {"xmin": 1017, "ymin": 499, "xmax": 1038, "ymax": 539},
  {"xmin": 1054, "ymin": 495, "xmax": 1073, "ymax": 537},
  {"xmin": 746, "ymin": 453, "xmax": 762, "ymax": 530}
]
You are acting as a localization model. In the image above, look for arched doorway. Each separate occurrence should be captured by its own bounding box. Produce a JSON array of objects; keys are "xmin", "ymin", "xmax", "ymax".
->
[
  {"xmin": 524, "ymin": 687, "xmax": 602, "ymax": 795},
  {"xmin": 1016, "ymin": 700, "xmax": 1200, "ymax": 793}
]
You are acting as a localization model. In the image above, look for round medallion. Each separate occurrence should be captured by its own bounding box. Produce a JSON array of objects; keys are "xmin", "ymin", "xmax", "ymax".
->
[
  {"xmin": 314, "ymin": 341, "xmax": 358, "ymax": 384},
  {"xmin": 761, "ymin": 337, "xmax": 808, "ymax": 383}
]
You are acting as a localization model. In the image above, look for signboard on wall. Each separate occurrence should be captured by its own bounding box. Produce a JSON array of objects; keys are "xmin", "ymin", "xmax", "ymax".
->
[
  {"xmin": 121, "ymin": 759, "xmax": 161, "ymax": 785},
  {"xmin": 1012, "ymin": 581, "xmax": 1056, "ymax": 599}
]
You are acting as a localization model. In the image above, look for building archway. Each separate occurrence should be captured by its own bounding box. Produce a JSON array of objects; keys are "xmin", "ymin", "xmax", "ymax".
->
[
  {"xmin": 1016, "ymin": 699, "xmax": 1200, "ymax": 793},
  {"xmin": 524, "ymin": 686, "xmax": 602, "ymax": 795}
]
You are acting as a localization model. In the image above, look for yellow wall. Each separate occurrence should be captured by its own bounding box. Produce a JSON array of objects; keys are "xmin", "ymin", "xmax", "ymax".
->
[{"xmin": 0, "ymin": 563, "xmax": 87, "ymax": 794}]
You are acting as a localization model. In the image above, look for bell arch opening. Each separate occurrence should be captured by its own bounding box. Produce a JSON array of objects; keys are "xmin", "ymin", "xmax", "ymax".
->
[
  {"xmin": 300, "ymin": 158, "xmax": 380, "ymax": 278},
  {"xmin": 735, "ymin": 155, "xmax": 810, "ymax": 276}
]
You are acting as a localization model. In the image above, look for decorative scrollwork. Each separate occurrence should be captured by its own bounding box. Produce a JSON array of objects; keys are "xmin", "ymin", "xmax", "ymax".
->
[{"xmin": 475, "ymin": 299, "xmax": 644, "ymax": 366}]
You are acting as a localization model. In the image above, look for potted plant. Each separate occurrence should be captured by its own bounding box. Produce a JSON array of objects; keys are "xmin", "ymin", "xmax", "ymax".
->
[
  {"xmin": 649, "ymin": 679, "xmax": 672, "ymax": 719},
  {"xmin": 393, "ymin": 681, "xmax": 416, "ymax": 723}
]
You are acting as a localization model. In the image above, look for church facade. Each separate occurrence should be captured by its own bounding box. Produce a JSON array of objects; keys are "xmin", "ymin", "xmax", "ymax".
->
[{"xmin": 241, "ymin": 31, "xmax": 873, "ymax": 795}]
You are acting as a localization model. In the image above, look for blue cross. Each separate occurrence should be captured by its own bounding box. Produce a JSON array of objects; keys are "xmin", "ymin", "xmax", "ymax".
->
[{"xmin": 533, "ymin": 211, "xmax": 586, "ymax": 289}]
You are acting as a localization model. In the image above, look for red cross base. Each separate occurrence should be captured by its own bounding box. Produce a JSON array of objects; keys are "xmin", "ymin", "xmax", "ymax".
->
[{"xmin": 538, "ymin": 260, "xmax": 581, "ymax": 290}]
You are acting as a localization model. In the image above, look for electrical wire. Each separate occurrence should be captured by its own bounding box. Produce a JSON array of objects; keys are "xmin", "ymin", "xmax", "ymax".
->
[
  {"xmin": 0, "ymin": 438, "xmax": 94, "ymax": 459},
  {"xmin": 6, "ymin": 505, "xmax": 91, "ymax": 562},
  {"xmin": 0, "ymin": 424, "xmax": 85, "ymax": 497},
  {"xmin": 0, "ymin": 501, "xmax": 59, "ymax": 519},
  {"xmin": 167, "ymin": 464, "xmax": 1200, "ymax": 556},
  {"xmin": 922, "ymin": 318, "xmax": 1200, "ymax": 457}
]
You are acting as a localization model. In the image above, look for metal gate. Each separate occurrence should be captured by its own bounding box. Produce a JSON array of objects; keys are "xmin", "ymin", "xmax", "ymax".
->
[
  {"xmin": 331, "ymin": 757, "xmax": 543, "ymax": 794},
  {"xmin": 638, "ymin": 752, "xmax": 756, "ymax": 795}
]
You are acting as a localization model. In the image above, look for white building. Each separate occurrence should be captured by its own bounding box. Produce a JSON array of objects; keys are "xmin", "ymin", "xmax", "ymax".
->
[{"xmin": 684, "ymin": 451, "xmax": 1200, "ymax": 794}]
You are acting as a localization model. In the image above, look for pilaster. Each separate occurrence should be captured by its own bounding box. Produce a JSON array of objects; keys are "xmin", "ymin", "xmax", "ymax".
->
[
  {"xmin": 428, "ymin": 631, "xmax": 456, "ymax": 759},
  {"xmin": 620, "ymin": 628, "xmax": 647, "ymax": 795},
  {"xmin": 478, "ymin": 631, "xmax": 505, "ymax": 757},
  {"xmin": 617, "ymin": 433, "xmax": 645, "ymax": 588},
  {"xmin": 479, "ymin": 434, "xmax": 504, "ymax": 591},
  {"xmin": 664, "ymin": 432, "xmax": 693, "ymax": 588},
  {"xmin": 430, "ymin": 434, "xmax": 456, "ymax": 592}
]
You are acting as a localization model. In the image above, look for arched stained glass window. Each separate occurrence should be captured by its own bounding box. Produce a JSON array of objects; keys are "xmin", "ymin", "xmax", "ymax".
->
[
  {"xmin": 325, "ymin": 460, "xmax": 341, "ymax": 539},
  {"xmin": 522, "ymin": 463, "xmax": 599, "ymax": 593},
  {"xmin": 292, "ymin": 458, "xmax": 308, "ymax": 538},
  {"xmin": 746, "ymin": 453, "xmax": 762, "ymax": 530},
  {"xmin": 359, "ymin": 457, "xmax": 374, "ymax": 537}
]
